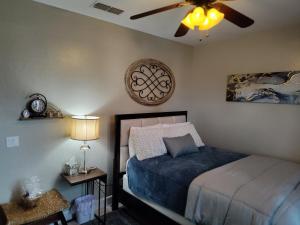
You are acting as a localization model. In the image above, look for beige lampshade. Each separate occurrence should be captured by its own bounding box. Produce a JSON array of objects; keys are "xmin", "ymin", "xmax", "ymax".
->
[{"xmin": 70, "ymin": 116, "xmax": 100, "ymax": 141}]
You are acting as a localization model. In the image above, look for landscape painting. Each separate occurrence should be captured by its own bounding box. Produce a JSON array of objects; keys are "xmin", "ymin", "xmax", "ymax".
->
[{"xmin": 226, "ymin": 71, "xmax": 300, "ymax": 105}]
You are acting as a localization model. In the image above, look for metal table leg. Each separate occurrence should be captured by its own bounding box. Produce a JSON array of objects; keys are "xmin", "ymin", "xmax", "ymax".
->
[{"xmin": 104, "ymin": 180, "xmax": 107, "ymax": 224}]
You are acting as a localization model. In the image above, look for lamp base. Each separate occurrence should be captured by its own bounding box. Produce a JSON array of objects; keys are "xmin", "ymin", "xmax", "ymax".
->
[
  {"xmin": 79, "ymin": 169, "xmax": 88, "ymax": 174},
  {"xmin": 79, "ymin": 167, "xmax": 96, "ymax": 174},
  {"xmin": 80, "ymin": 144, "xmax": 90, "ymax": 174}
]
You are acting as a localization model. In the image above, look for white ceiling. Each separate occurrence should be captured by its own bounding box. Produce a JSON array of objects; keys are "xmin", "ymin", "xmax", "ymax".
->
[{"xmin": 34, "ymin": 0, "xmax": 300, "ymax": 46}]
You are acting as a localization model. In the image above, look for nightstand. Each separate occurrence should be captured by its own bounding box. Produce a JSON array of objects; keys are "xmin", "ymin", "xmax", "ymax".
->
[{"xmin": 62, "ymin": 168, "xmax": 107, "ymax": 224}]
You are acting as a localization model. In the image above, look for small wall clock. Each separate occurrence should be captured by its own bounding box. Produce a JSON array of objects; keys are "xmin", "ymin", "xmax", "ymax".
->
[
  {"xmin": 125, "ymin": 58, "xmax": 176, "ymax": 106},
  {"xmin": 27, "ymin": 93, "xmax": 47, "ymax": 117}
]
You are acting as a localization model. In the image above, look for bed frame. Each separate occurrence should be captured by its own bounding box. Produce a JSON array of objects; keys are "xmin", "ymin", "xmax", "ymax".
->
[{"xmin": 112, "ymin": 111, "xmax": 188, "ymax": 225}]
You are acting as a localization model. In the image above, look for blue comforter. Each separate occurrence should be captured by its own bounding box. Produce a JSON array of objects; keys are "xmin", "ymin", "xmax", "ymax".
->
[{"xmin": 127, "ymin": 146, "xmax": 247, "ymax": 215}]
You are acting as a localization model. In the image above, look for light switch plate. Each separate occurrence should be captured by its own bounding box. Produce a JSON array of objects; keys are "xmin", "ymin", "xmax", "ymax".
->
[{"xmin": 6, "ymin": 136, "xmax": 20, "ymax": 148}]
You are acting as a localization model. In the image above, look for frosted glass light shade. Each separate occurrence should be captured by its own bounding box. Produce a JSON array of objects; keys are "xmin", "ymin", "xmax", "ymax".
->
[
  {"xmin": 181, "ymin": 12, "xmax": 195, "ymax": 30},
  {"xmin": 71, "ymin": 116, "xmax": 100, "ymax": 141},
  {"xmin": 191, "ymin": 7, "xmax": 205, "ymax": 26}
]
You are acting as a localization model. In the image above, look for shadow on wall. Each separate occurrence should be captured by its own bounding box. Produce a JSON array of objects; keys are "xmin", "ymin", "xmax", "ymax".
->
[{"xmin": 10, "ymin": 180, "xmax": 24, "ymax": 202}]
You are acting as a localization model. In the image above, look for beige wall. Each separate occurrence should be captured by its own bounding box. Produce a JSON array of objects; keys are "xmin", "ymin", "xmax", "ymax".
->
[
  {"xmin": 0, "ymin": 0, "xmax": 193, "ymax": 203},
  {"xmin": 1, "ymin": 0, "xmax": 300, "ymax": 205},
  {"xmin": 190, "ymin": 27, "xmax": 300, "ymax": 162}
]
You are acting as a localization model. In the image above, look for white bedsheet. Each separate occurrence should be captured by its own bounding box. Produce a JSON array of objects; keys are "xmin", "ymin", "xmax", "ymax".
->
[{"xmin": 185, "ymin": 155, "xmax": 300, "ymax": 225}]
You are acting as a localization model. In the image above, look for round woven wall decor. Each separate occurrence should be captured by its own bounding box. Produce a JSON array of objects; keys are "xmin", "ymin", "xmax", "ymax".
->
[{"xmin": 125, "ymin": 58, "xmax": 175, "ymax": 106}]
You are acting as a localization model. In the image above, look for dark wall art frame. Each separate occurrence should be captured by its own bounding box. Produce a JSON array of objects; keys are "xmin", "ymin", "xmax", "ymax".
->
[{"xmin": 125, "ymin": 59, "xmax": 175, "ymax": 106}]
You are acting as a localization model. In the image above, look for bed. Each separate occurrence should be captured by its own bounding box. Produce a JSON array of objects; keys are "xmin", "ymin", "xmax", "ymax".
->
[{"xmin": 112, "ymin": 111, "xmax": 300, "ymax": 225}]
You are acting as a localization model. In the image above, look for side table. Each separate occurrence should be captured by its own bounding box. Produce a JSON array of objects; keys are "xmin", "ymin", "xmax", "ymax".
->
[
  {"xmin": 0, "ymin": 189, "xmax": 69, "ymax": 225},
  {"xmin": 62, "ymin": 168, "xmax": 107, "ymax": 224}
]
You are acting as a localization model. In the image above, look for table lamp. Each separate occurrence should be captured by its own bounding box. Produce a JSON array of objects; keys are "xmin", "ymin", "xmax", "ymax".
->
[{"xmin": 70, "ymin": 116, "xmax": 100, "ymax": 174}]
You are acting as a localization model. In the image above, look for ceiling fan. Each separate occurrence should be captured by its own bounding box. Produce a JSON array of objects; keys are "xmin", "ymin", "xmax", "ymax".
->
[{"xmin": 130, "ymin": 0, "xmax": 254, "ymax": 37}]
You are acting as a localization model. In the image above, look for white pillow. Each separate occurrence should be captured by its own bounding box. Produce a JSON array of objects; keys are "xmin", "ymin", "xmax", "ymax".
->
[
  {"xmin": 129, "ymin": 126, "xmax": 167, "ymax": 160},
  {"xmin": 162, "ymin": 123, "xmax": 205, "ymax": 147},
  {"xmin": 161, "ymin": 122, "xmax": 191, "ymax": 127},
  {"xmin": 128, "ymin": 122, "xmax": 204, "ymax": 160}
]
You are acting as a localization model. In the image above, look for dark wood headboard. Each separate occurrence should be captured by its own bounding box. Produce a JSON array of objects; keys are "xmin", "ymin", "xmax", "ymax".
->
[{"xmin": 112, "ymin": 111, "xmax": 188, "ymax": 210}]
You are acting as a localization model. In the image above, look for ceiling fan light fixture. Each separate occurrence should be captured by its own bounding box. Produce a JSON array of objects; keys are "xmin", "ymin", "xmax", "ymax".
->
[{"xmin": 182, "ymin": 6, "xmax": 224, "ymax": 31}]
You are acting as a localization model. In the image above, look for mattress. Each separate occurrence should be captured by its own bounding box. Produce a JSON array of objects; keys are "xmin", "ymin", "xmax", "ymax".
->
[{"xmin": 123, "ymin": 174, "xmax": 195, "ymax": 225}]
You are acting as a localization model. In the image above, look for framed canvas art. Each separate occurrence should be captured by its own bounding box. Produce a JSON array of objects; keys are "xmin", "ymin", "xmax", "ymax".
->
[{"xmin": 226, "ymin": 71, "xmax": 300, "ymax": 105}]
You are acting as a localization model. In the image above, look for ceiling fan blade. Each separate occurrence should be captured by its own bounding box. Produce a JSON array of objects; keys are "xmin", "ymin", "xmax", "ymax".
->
[
  {"xmin": 174, "ymin": 23, "xmax": 189, "ymax": 37},
  {"xmin": 213, "ymin": 3, "xmax": 254, "ymax": 28},
  {"xmin": 130, "ymin": 2, "xmax": 188, "ymax": 20}
]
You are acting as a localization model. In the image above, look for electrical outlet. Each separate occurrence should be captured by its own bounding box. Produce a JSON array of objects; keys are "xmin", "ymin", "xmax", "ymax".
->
[{"xmin": 6, "ymin": 136, "xmax": 20, "ymax": 148}]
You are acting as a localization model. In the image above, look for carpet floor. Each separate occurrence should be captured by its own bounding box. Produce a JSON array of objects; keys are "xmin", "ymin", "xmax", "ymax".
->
[{"xmin": 80, "ymin": 208, "xmax": 142, "ymax": 225}]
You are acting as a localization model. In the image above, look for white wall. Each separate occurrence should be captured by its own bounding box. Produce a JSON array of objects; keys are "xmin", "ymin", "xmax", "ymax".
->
[
  {"xmin": 190, "ymin": 26, "xmax": 300, "ymax": 162},
  {"xmin": 0, "ymin": 0, "xmax": 193, "ymax": 203}
]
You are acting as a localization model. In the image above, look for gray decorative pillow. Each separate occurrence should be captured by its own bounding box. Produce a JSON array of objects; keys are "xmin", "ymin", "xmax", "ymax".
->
[{"xmin": 163, "ymin": 134, "xmax": 199, "ymax": 158}]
